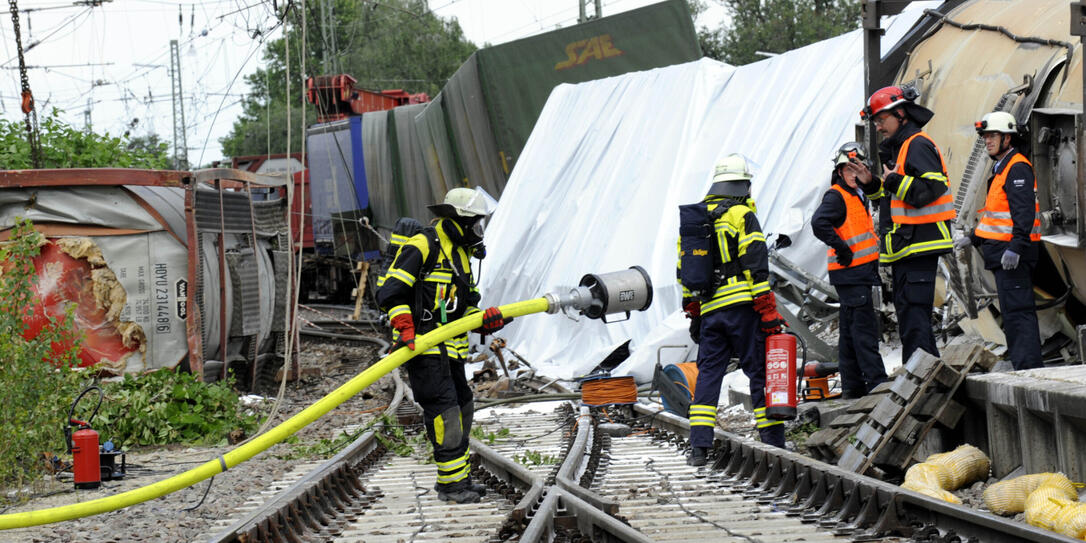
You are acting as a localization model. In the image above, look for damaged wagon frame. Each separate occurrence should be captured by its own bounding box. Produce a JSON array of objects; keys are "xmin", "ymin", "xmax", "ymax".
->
[{"xmin": 0, "ymin": 168, "xmax": 295, "ymax": 388}]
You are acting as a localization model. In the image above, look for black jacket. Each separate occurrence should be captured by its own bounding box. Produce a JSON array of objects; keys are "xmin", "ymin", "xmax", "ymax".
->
[
  {"xmin": 861, "ymin": 121, "xmax": 954, "ymax": 263},
  {"xmin": 811, "ymin": 173, "xmax": 880, "ymax": 286},
  {"xmin": 968, "ymin": 149, "xmax": 1040, "ymax": 270}
]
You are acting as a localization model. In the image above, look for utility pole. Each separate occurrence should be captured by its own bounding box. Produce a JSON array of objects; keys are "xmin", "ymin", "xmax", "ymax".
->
[
  {"xmin": 169, "ymin": 39, "xmax": 188, "ymax": 170},
  {"xmin": 578, "ymin": 0, "xmax": 602, "ymax": 23},
  {"xmin": 319, "ymin": 0, "xmax": 338, "ymax": 74},
  {"xmin": 319, "ymin": 0, "xmax": 329, "ymax": 73},
  {"xmin": 84, "ymin": 97, "xmax": 91, "ymax": 130}
]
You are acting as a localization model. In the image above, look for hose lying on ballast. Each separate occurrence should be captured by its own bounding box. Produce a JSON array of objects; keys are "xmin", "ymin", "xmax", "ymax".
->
[{"xmin": 0, "ymin": 297, "xmax": 550, "ymax": 530}]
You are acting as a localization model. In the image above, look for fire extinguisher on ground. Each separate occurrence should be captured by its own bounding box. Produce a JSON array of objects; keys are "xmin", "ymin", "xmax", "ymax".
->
[
  {"xmin": 65, "ymin": 386, "xmax": 104, "ymax": 489},
  {"xmin": 764, "ymin": 330, "xmax": 807, "ymax": 420}
]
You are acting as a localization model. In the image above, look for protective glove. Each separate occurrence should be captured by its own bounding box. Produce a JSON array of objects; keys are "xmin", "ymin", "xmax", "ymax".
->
[
  {"xmin": 954, "ymin": 236, "xmax": 972, "ymax": 251},
  {"xmin": 683, "ymin": 299, "xmax": 700, "ymax": 319},
  {"xmin": 759, "ymin": 310, "xmax": 785, "ymax": 335},
  {"xmin": 476, "ymin": 306, "xmax": 508, "ymax": 334},
  {"xmin": 688, "ymin": 315, "xmax": 701, "ymax": 344},
  {"xmin": 752, "ymin": 292, "xmax": 776, "ymax": 315},
  {"xmin": 834, "ymin": 246, "xmax": 853, "ymax": 267},
  {"xmin": 1001, "ymin": 249, "xmax": 1020, "ymax": 270},
  {"xmin": 390, "ymin": 313, "xmax": 416, "ymax": 351},
  {"xmin": 752, "ymin": 292, "xmax": 784, "ymax": 334}
]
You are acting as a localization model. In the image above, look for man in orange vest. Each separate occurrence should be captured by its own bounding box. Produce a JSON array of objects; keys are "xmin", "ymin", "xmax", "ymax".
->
[
  {"xmin": 954, "ymin": 111, "xmax": 1043, "ymax": 370},
  {"xmin": 847, "ymin": 86, "xmax": 955, "ymax": 364},
  {"xmin": 812, "ymin": 143, "xmax": 887, "ymax": 397}
]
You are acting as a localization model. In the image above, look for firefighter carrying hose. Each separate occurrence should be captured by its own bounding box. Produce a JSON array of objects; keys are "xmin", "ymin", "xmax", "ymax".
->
[
  {"xmin": 954, "ymin": 112, "xmax": 1043, "ymax": 370},
  {"xmin": 848, "ymin": 86, "xmax": 955, "ymax": 363},
  {"xmin": 678, "ymin": 154, "xmax": 786, "ymax": 467},
  {"xmin": 376, "ymin": 187, "xmax": 510, "ymax": 503},
  {"xmin": 812, "ymin": 142, "xmax": 887, "ymax": 397}
]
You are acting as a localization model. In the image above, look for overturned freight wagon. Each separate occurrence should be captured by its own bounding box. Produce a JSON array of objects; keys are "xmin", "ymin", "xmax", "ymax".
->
[
  {"xmin": 304, "ymin": 0, "xmax": 702, "ymax": 255},
  {"xmin": 0, "ymin": 168, "xmax": 293, "ymax": 387}
]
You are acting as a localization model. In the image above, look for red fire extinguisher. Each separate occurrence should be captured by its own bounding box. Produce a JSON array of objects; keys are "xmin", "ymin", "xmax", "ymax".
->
[
  {"xmin": 764, "ymin": 331, "xmax": 807, "ymax": 420},
  {"xmin": 65, "ymin": 386, "xmax": 103, "ymax": 489}
]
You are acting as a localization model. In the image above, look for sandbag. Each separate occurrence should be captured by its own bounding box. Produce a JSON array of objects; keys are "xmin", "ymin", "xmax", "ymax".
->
[
  {"xmin": 899, "ymin": 445, "xmax": 990, "ymax": 504},
  {"xmin": 984, "ymin": 473, "xmax": 1076, "ymax": 516},
  {"xmin": 1055, "ymin": 502, "xmax": 1086, "ymax": 540}
]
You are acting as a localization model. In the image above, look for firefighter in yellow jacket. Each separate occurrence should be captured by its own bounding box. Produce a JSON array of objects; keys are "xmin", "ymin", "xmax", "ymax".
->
[
  {"xmin": 848, "ymin": 86, "xmax": 955, "ymax": 363},
  {"xmin": 678, "ymin": 154, "xmax": 786, "ymax": 467},
  {"xmin": 955, "ymin": 112, "xmax": 1043, "ymax": 369},
  {"xmin": 376, "ymin": 187, "xmax": 510, "ymax": 503},
  {"xmin": 812, "ymin": 143, "xmax": 887, "ymax": 397}
]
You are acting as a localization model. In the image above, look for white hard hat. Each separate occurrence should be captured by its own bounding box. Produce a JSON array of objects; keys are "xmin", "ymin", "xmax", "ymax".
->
[
  {"xmin": 712, "ymin": 153, "xmax": 754, "ymax": 183},
  {"xmin": 975, "ymin": 111, "xmax": 1017, "ymax": 135},
  {"xmin": 833, "ymin": 142, "xmax": 867, "ymax": 167},
  {"xmin": 428, "ymin": 187, "xmax": 492, "ymax": 219}
]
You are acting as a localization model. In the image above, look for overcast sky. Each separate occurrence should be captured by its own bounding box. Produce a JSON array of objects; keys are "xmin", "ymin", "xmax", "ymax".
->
[{"xmin": 0, "ymin": 0, "xmax": 723, "ymax": 167}]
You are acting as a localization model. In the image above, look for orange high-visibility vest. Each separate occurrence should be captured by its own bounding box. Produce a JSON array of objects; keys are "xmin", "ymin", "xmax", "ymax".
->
[
  {"xmin": 890, "ymin": 132, "xmax": 957, "ymax": 224},
  {"xmin": 827, "ymin": 184, "xmax": 879, "ymax": 271},
  {"xmin": 975, "ymin": 152, "xmax": 1041, "ymax": 242}
]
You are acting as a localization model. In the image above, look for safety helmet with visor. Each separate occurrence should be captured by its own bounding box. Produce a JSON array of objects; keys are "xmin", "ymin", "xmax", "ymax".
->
[
  {"xmin": 427, "ymin": 187, "xmax": 496, "ymax": 239},
  {"xmin": 833, "ymin": 142, "xmax": 867, "ymax": 168},
  {"xmin": 707, "ymin": 153, "xmax": 754, "ymax": 198}
]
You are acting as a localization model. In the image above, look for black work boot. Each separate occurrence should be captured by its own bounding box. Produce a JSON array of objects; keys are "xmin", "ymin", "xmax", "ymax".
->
[
  {"xmin": 434, "ymin": 477, "xmax": 487, "ymax": 497},
  {"xmin": 687, "ymin": 446, "xmax": 708, "ymax": 467},
  {"xmin": 436, "ymin": 480, "xmax": 481, "ymax": 504}
]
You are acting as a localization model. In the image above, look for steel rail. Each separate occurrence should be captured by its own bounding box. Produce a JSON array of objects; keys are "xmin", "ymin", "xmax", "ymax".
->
[
  {"xmin": 208, "ymin": 371, "xmax": 408, "ymax": 543},
  {"xmin": 629, "ymin": 402, "xmax": 1079, "ymax": 543}
]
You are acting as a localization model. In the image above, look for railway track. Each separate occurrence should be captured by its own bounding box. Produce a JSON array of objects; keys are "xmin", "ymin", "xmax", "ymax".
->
[{"xmin": 207, "ymin": 380, "xmax": 1080, "ymax": 543}]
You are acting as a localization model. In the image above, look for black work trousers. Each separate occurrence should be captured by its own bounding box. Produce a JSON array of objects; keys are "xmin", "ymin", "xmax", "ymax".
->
[
  {"xmin": 404, "ymin": 351, "xmax": 474, "ymax": 487},
  {"xmin": 691, "ymin": 305, "xmax": 784, "ymax": 449},
  {"xmin": 834, "ymin": 284, "xmax": 887, "ymax": 396},
  {"xmin": 993, "ymin": 263, "xmax": 1043, "ymax": 370},
  {"xmin": 891, "ymin": 254, "xmax": 941, "ymax": 363}
]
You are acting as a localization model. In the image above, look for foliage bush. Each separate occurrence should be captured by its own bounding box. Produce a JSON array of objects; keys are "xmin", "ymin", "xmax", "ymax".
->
[
  {"xmin": 0, "ymin": 219, "xmax": 83, "ymax": 495},
  {"xmin": 92, "ymin": 370, "xmax": 259, "ymax": 448},
  {"xmin": 0, "ymin": 219, "xmax": 258, "ymax": 502},
  {"xmin": 0, "ymin": 109, "xmax": 169, "ymax": 169}
]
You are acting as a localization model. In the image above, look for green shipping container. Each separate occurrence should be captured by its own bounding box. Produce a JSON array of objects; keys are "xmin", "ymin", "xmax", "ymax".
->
[{"xmin": 476, "ymin": 0, "xmax": 701, "ymax": 174}]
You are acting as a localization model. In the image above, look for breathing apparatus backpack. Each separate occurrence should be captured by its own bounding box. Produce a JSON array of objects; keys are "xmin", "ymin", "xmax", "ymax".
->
[{"xmin": 678, "ymin": 200, "xmax": 738, "ymax": 299}]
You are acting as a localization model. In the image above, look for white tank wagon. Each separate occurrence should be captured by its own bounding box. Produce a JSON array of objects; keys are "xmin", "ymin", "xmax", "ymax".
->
[{"xmin": 0, "ymin": 168, "xmax": 294, "ymax": 389}]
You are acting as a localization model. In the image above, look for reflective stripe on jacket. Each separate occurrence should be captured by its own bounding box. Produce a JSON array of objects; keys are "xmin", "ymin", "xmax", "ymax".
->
[
  {"xmin": 890, "ymin": 132, "xmax": 956, "ymax": 224},
  {"xmin": 376, "ymin": 219, "xmax": 480, "ymax": 359},
  {"xmin": 826, "ymin": 184, "xmax": 879, "ymax": 271},
  {"xmin": 677, "ymin": 197, "xmax": 769, "ymax": 314},
  {"xmin": 975, "ymin": 152, "xmax": 1041, "ymax": 242}
]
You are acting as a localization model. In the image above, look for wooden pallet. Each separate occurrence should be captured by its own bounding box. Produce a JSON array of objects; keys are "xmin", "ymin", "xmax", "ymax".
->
[{"xmin": 807, "ymin": 342, "xmax": 995, "ymax": 476}]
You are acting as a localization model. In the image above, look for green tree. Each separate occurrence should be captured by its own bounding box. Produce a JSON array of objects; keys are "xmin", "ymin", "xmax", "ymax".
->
[
  {"xmin": 0, "ymin": 110, "xmax": 170, "ymax": 169},
  {"xmin": 700, "ymin": 0, "xmax": 860, "ymax": 66},
  {"xmin": 221, "ymin": 0, "xmax": 477, "ymax": 158}
]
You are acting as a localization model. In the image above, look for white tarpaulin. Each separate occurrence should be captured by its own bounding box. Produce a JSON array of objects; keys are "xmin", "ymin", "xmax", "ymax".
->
[{"xmin": 478, "ymin": 6, "xmax": 937, "ymax": 383}]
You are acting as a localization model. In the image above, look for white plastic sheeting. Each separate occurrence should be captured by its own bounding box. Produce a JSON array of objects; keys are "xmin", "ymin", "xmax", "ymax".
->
[{"xmin": 478, "ymin": 6, "xmax": 937, "ymax": 383}]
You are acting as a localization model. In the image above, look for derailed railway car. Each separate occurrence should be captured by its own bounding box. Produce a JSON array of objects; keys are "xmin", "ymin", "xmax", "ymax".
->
[
  {"xmin": 0, "ymin": 168, "xmax": 294, "ymax": 388},
  {"xmin": 301, "ymin": 0, "xmax": 703, "ymax": 291},
  {"xmin": 862, "ymin": 0, "xmax": 1086, "ymax": 362}
]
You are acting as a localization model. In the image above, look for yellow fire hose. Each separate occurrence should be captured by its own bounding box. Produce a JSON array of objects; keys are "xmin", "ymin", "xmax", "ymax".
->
[{"xmin": 0, "ymin": 297, "xmax": 550, "ymax": 530}]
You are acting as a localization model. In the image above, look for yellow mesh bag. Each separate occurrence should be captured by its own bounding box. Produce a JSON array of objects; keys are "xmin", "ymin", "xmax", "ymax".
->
[
  {"xmin": 1026, "ymin": 490, "xmax": 1075, "ymax": 531},
  {"xmin": 899, "ymin": 445, "xmax": 989, "ymax": 504},
  {"xmin": 1055, "ymin": 502, "xmax": 1086, "ymax": 540},
  {"xmin": 985, "ymin": 473, "xmax": 1076, "ymax": 515}
]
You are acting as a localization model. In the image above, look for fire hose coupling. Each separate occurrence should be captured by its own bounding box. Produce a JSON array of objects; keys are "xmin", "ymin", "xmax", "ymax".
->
[{"xmin": 544, "ymin": 266, "xmax": 653, "ymax": 322}]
